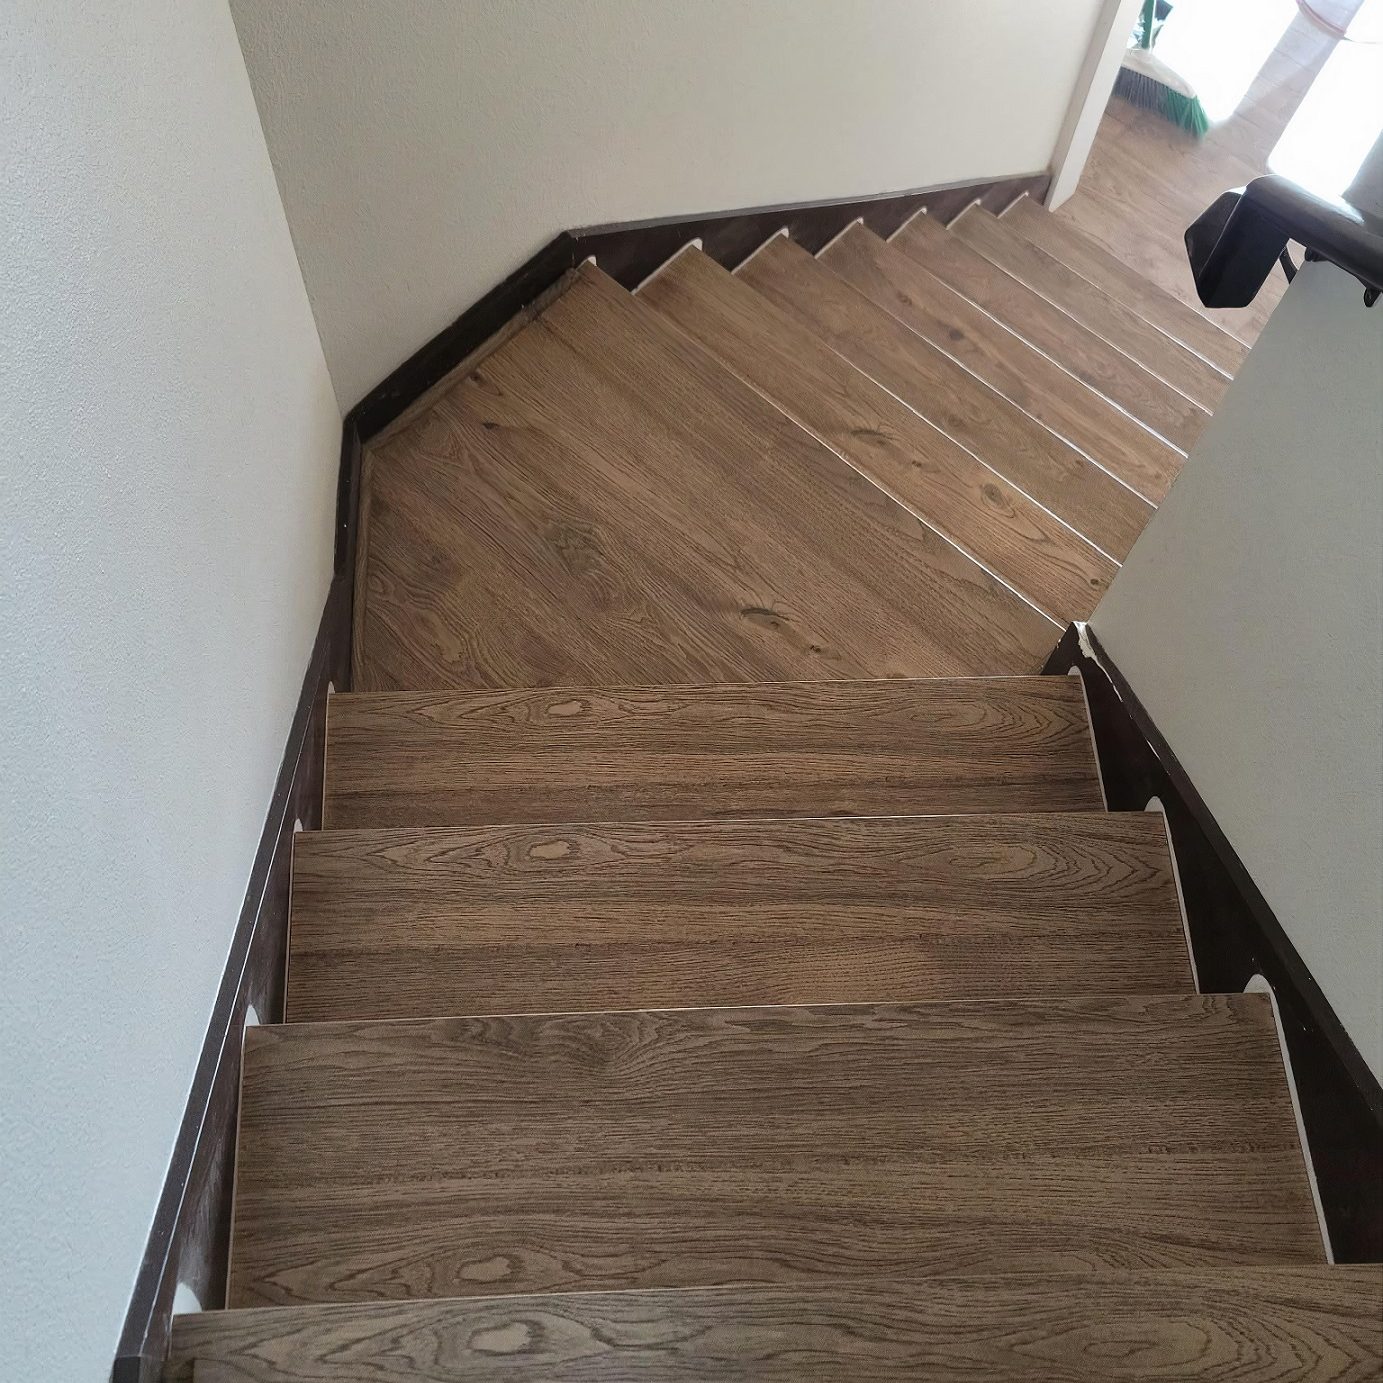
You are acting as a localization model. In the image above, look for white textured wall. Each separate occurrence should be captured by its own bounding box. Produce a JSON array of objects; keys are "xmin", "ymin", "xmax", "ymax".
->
[
  {"xmin": 1093, "ymin": 261, "xmax": 1383, "ymax": 1084},
  {"xmin": 229, "ymin": 0, "xmax": 1110, "ymax": 407},
  {"xmin": 0, "ymin": 3, "xmax": 340, "ymax": 1378},
  {"xmin": 1047, "ymin": 0, "xmax": 1142, "ymax": 207}
]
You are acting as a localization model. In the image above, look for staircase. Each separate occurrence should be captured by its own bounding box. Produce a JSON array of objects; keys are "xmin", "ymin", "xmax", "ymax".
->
[{"xmin": 167, "ymin": 194, "xmax": 1381, "ymax": 1378}]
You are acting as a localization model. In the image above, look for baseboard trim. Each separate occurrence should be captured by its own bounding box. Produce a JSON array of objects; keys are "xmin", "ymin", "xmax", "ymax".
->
[
  {"xmin": 1046, "ymin": 622, "xmax": 1383, "ymax": 1261},
  {"xmin": 111, "ymin": 575, "xmax": 352, "ymax": 1382},
  {"xmin": 343, "ymin": 171, "xmax": 1049, "ymax": 445}
]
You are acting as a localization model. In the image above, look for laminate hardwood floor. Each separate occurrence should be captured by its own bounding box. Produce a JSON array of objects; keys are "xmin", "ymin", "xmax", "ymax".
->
[
  {"xmin": 171, "ymin": 1268, "xmax": 1383, "ymax": 1382},
  {"xmin": 355, "ymin": 264, "xmax": 1055, "ymax": 692},
  {"xmin": 225, "ymin": 995, "xmax": 1322, "ymax": 1308},
  {"xmin": 735, "ymin": 235, "xmax": 1155, "ymax": 560},
  {"xmin": 949, "ymin": 206, "xmax": 1231, "ymax": 409},
  {"xmin": 1058, "ymin": 110, "xmax": 1286, "ymax": 344},
  {"xmin": 286, "ymin": 812, "xmax": 1189, "ymax": 1021},
  {"xmin": 637, "ymin": 245, "xmax": 1115, "ymax": 619},
  {"xmin": 188, "ymin": 144, "xmax": 1383, "ymax": 1377},
  {"xmin": 889, "ymin": 210, "xmax": 1209, "ymax": 451},
  {"xmin": 322, "ymin": 676, "xmax": 1105, "ymax": 829},
  {"xmin": 821, "ymin": 224, "xmax": 1184, "ymax": 502},
  {"xmin": 1002, "ymin": 195, "xmax": 1250, "ymax": 375}
]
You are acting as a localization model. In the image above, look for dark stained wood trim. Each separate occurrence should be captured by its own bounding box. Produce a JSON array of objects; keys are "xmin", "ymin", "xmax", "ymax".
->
[
  {"xmin": 1045, "ymin": 622, "xmax": 1383, "ymax": 1262},
  {"xmin": 344, "ymin": 172, "xmax": 1049, "ymax": 443},
  {"xmin": 346, "ymin": 234, "xmax": 583, "ymax": 444},
  {"xmin": 577, "ymin": 173, "xmax": 1051, "ymax": 294},
  {"xmin": 333, "ymin": 415, "xmax": 362, "ymax": 581},
  {"xmin": 166, "ymin": 1269, "xmax": 1383, "ymax": 1381},
  {"xmin": 110, "ymin": 575, "xmax": 353, "ymax": 1383}
]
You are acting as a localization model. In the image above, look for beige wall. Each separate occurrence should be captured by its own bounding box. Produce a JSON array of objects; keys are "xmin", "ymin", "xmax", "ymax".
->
[
  {"xmin": 1092, "ymin": 261, "xmax": 1383, "ymax": 1084},
  {"xmin": 229, "ymin": 0, "xmax": 1115, "ymax": 407},
  {"xmin": 1047, "ymin": 0, "xmax": 1143, "ymax": 207},
  {"xmin": 0, "ymin": 2, "xmax": 340, "ymax": 1377}
]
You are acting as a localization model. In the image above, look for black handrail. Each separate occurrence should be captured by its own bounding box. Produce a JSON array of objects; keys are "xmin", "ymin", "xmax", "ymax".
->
[{"xmin": 1186, "ymin": 173, "xmax": 1383, "ymax": 309}]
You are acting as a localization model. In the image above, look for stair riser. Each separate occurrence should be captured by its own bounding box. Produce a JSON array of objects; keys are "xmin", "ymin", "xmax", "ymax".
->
[
  {"xmin": 323, "ymin": 678, "xmax": 1105, "ymax": 828},
  {"xmin": 171, "ymin": 1269, "xmax": 1383, "ymax": 1382},
  {"xmin": 287, "ymin": 814, "xmax": 1189, "ymax": 1020},
  {"xmin": 226, "ymin": 995, "xmax": 1322, "ymax": 1308}
]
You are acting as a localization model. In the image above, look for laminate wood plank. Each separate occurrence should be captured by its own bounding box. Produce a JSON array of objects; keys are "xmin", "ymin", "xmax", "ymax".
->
[
  {"xmin": 1095, "ymin": 104, "xmax": 1261, "ymax": 225},
  {"xmin": 821, "ymin": 224, "xmax": 1183, "ymax": 502},
  {"xmin": 367, "ymin": 269, "xmax": 580, "ymax": 451},
  {"xmin": 527, "ymin": 265, "xmax": 1059, "ymax": 673},
  {"xmin": 226, "ymin": 995, "xmax": 1322, "ymax": 1307},
  {"xmin": 170, "ymin": 1268, "xmax": 1383, "ymax": 1382},
  {"xmin": 950, "ymin": 206, "xmax": 1231, "ymax": 408},
  {"xmin": 433, "ymin": 363, "xmax": 881, "ymax": 682},
  {"xmin": 890, "ymin": 212, "xmax": 1209, "ymax": 451},
  {"xmin": 322, "ymin": 676, "xmax": 1105, "ymax": 828},
  {"xmin": 737, "ymin": 236, "xmax": 1154, "ymax": 560},
  {"xmin": 1002, "ymin": 196, "xmax": 1249, "ymax": 375},
  {"xmin": 1052, "ymin": 92, "xmax": 1293, "ymax": 342},
  {"xmin": 638, "ymin": 246, "xmax": 1115, "ymax": 620},
  {"xmin": 362, "ymin": 380, "xmax": 794, "ymax": 691},
  {"xmin": 1101, "ymin": 88, "xmax": 1295, "ymax": 212},
  {"xmin": 190, "ymin": 1366, "xmax": 236, "ymax": 1383},
  {"xmin": 356, "ymin": 263, "xmax": 1060, "ymax": 690},
  {"xmin": 287, "ymin": 812, "xmax": 1189, "ymax": 1021},
  {"xmin": 1057, "ymin": 114, "xmax": 1287, "ymax": 342},
  {"xmin": 1066, "ymin": 173, "xmax": 1288, "ymax": 346}
]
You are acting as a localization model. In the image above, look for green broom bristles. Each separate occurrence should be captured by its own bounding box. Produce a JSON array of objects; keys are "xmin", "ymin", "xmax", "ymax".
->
[
  {"xmin": 1115, "ymin": 1, "xmax": 1210, "ymax": 138},
  {"xmin": 1159, "ymin": 85, "xmax": 1211, "ymax": 137},
  {"xmin": 1114, "ymin": 55, "xmax": 1211, "ymax": 136}
]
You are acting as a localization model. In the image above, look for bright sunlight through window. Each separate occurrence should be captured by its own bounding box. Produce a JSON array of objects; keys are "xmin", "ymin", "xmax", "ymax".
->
[{"xmin": 1155, "ymin": 0, "xmax": 1298, "ymax": 123}]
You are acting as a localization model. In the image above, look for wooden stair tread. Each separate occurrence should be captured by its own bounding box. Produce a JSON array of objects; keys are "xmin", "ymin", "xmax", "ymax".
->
[
  {"xmin": 1003, "ymin": 196, "xmax": 1250, "ymax": 376},
  {"xmin": 821, "ymin": 224, "xmax": 1183, "ymax": 503},
  {"xmin": 890, "ymin": 212, "xmax": 1209, "ymax": 452},
  {"xmin": 533, "ymin": 266, "xmax": 1056, "ymax": 673},
  {"xmin": 638, "ymin": 245, "xmax": 1114, "ymax": 622},
  {"xmin": 171, "ymin": 1268, "xmax": 1383, "ymax": 1382},
  {"xmin": 1052, "ymin": 132, "xmax": 1279, "ymax": 343},
  {"xmin": 189, "ymin": 1365, "xmax": 235, "ymax": 1383},
  {"xmin": 736, "ymin": 235, "xmax": 1153, "ymax": 562},
  {"xmin": 287, "ymin": 812, "xmax": 1190, "ymax": 1021},
  {"xmin": 322, "ymin": 675, "xmax": 1104, "ymax": 828},
  {"xmin": 226, "ymin": 994, "xmax": 1323, "ymax": 1308},
  {"xmin": 951, "ymin": 206, "xmax": 1230, "ymax": 411},
  {"xmin": 357, "ymin": 263, "xmax": 1056, "ymax": 693}
]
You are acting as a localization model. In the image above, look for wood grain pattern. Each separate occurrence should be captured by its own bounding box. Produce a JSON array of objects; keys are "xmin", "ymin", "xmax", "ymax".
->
[
  {"xmin": 1055, "ymin": 89, "xmax": 1293, "ymax": 343},
  {"xmin": 1003, "ymin": 196, "xmax": 1250, "ymax": 375},
  {"xmin": 890, "ymin": 211, "xmax": 1209, "ymax": 451},
  {"xmin": 322, "ymin": 676, "xmax": 1105, "ymax": 829},
  {"xmin": 736, "ymin": 235, "xmax": 1154, "ymax": 560},
  {"xmin": 950, "ymin": 206, "xmax": 1232, "ymax": 408},
  {"xmin": 190, "ymin": 1365, "xmax": 236, "ymax": 1383},
  {"xmin": 637, "ymin": 246, "xmax": 1115, "ymax": 619},
  {"xmin": 170, "ymin": 1268, "xmax": 1383, "ymax": 1382},
  {"xmin": 354, "ymin": 263, "xmax": 1057, "ymax": 692},
  {"xmin": 1050, "ymin": 622, "xmax": 1383, "ymax": 1263},
  {"xmin": 226, "ymin": 995, "xmax": 1323, "ymax": 1307},
  {"xmin": 286, "ymin": 812, "xmax": 1190, "ymax": 1021},
  {"xmin": 821, "ymin": 224, "xmax": 1183, "ymax": 502},
  {"xmin": 538, "ymin": 265, "xmax": 1060, "ymax": 666}
]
